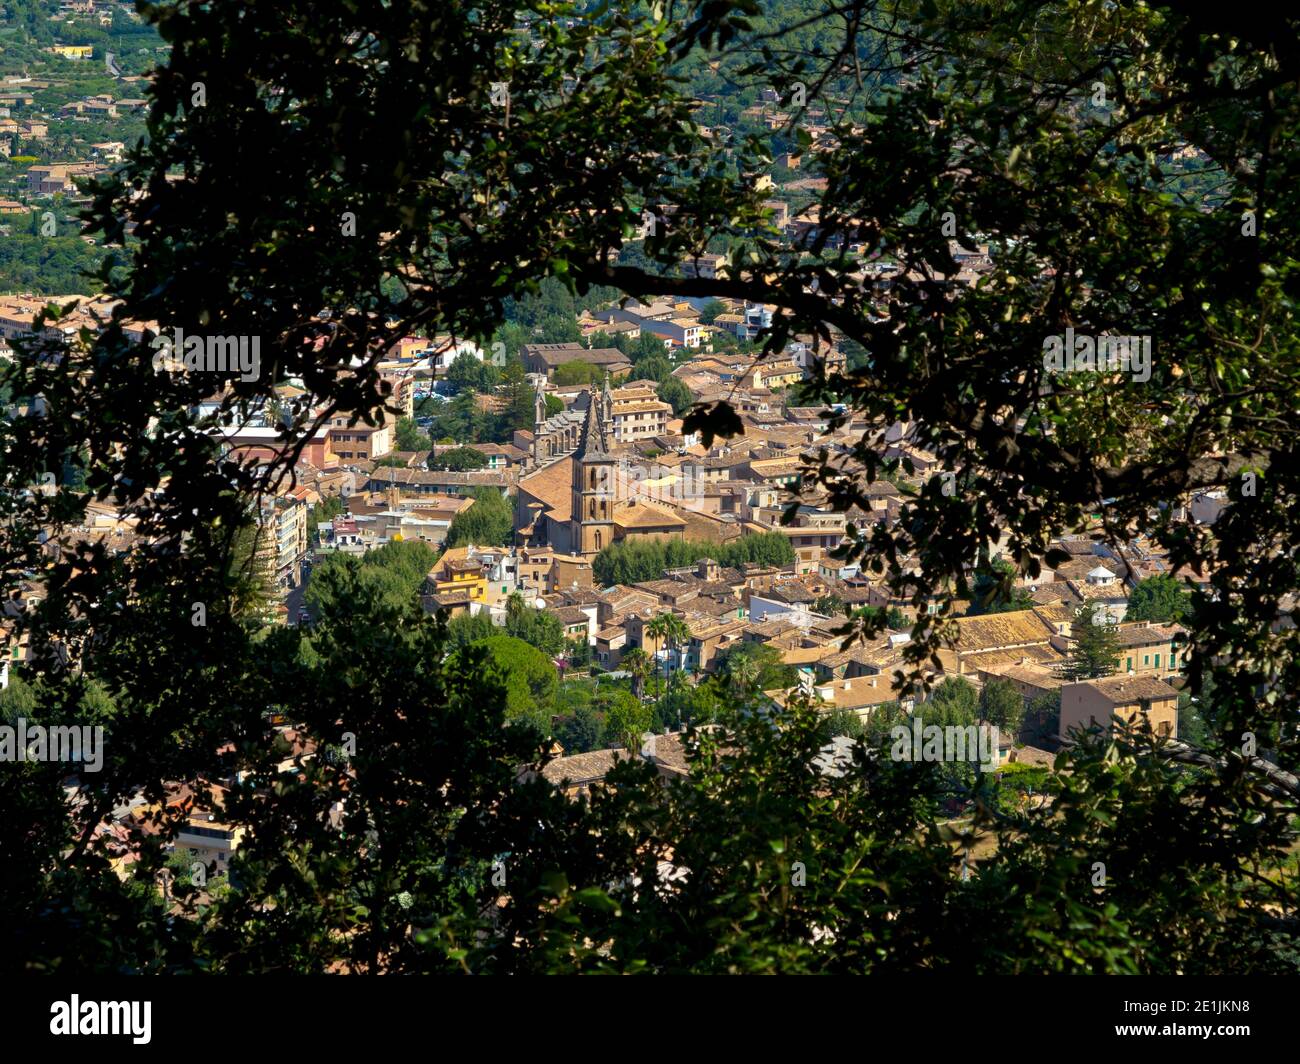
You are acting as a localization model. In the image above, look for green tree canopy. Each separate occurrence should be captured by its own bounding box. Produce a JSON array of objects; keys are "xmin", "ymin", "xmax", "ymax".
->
[
  {"xmin": 394, "ymin": 417, "xmax": 432, "ymax": 452},
  {"xmin": 656, "ymin": 376, "xmax": 692, "ymax": 415},
  {"xmin": 552, "ymin": 360, "xmax": 605, "ymax": 387},
  {"xmin": 1063, "ymin": 603, "xmax": 1122, "ymax": 681},
  {"xmin": 1126, "ymin": 574, "xmax": 1192, "ymax": 624},
  {"xmin": 453, "ymin": 635, "xmax": 558, "ymax": 733},
  {"xmin": 428, "ymin": 446, "xmax": 491, "ymax": 472},
  {"xmin": 444, "ymin": 488, "xmax": 514, "ymax": 548}
]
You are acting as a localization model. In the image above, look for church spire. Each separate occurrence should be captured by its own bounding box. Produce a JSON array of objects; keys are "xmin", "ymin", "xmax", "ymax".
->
[
  {"xmin": 534, "ymin": 379, "xmax": 547, "ymax": 429},
  {"xmin": 576, "ymin": 382, "xmax": 610, "ymax": 458}
]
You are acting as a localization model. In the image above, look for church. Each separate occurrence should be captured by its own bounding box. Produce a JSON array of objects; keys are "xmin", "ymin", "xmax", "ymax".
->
[{"xmin": 517, "ymin": 381, "xmax": 687, "ymax": 557}]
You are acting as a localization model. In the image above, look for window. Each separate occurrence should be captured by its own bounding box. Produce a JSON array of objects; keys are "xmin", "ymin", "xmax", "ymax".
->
[
  {"xmin": 1126, "ymin": 657, "xmax": 1132, "ymax": 671},
  {"xmin": 1153, "ymin": 654, "xmax": 1160, "ymax": 668}
]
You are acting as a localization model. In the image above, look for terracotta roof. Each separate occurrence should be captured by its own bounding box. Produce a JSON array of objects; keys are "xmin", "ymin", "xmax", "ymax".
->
[
  {"xmin": 953, "ymin": 610, "xmax": 1056, "ymax": 652},
  {"xmin": 1114, "ymin": 622, "xmax": 1186, "ymax": 647},
  {"xmin": 1071, "ymin": 675, "xmax": 1179, "ymax": 703},
  {"xmin": 519, "ymin": 456, "xmax": 574, "ymax": 524},
  {"xmin": 613, "ymin": 499, "xmax": 687, "ymax": 529},
  {"xmin": 541, "ymin": 748, "xmax": 635, "ymax": 785}
]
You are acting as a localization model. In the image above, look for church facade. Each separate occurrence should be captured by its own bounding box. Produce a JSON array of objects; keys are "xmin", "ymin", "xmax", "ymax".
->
[{"xmin": 517, "ymin": 381, "xmax": 686, "ymax": 557}]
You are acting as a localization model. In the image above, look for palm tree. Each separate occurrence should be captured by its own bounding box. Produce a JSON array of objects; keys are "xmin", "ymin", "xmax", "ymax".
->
[
  {"xmin": 621, "ymin": 647, "xmax": 651, "ymax": 701},
  {"xmin": 646, "ymin": 612, "xmax": 691, "ymax": 700}
]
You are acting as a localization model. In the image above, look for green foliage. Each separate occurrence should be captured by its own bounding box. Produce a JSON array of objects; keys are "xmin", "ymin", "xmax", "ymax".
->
[
  {"xmin": 306, "ymin": 539, "xmax": 436, "ymax": 618},
  {"xmin": 4, "ymin": 0, "xmax": 1300, "ymax": 976},
  {"xmin": 656, "ymin": 376, "xmax": 692, "ymax": 415},
  {"xmin": 967, "ymin": 558, "xmax": 1034, "ymax": 616},
  {"xmin": 428, "ymin": 446, "xmax": 490, "ymax": 472},
  {"xmin": 539, "ymin": 314, "xmax": 580, "ymax": 344},
  {"xmin": 552, "ymin": 360, "xmax": 604, "ymax": 386},
  {"xmin": 979, "ymin": 678, "xmax": 1025, "ymax": 736},
  {"xmin": 713, "ymin": 641, "xmax": 795, "ymax": 695},
  {"xmin": 426, "ymin": 391, "xmax": 489, "ymax": 444},
  {"xmin": 455, "ymin": 634, "xmax": 558, "ymax": 732},
  {"xmin": 655, "ymin": 679, "xmax": 722, "ymax": 730},
  {"xmin": 0, "ymin": 232, "xmax": 108, "ymax": 294},
  {"xmin": 850, "ymin": 604, "xmax": 909, "ymax": 630},
  {"xmin": 446, "ymin": 351, "xmax": 498, "ymax": 394},
  {"xmin": 565, "ymin": 636, "xmax": 594, "ymax": 668},
  {"xmin": 445, "ymin": 610, "xmax": 497, "ymax": 650},
  {"xmin": 1025, "ymin": 691, "xmax": 1062, "ymax": 745},
  {"xmin": 815, "ymin": 593, "xmax": 843, "ymax": 615},
  {"xmin": 922, "ymin": 677, "xmax": 980, "ymax": 728},
  {"xmin": 593, "ymin": 532, "xmax": 794, "ymax": 586},
  {"xmin": 503, "ymin": 593, "xmax": 565, "ymax": 654},
  {"xmin": 444, "ymin": 488, "xmax": 513, "ymax": 548},
  {"xmin": 555, "ymin": 702, "xmax": 606, "ymax": 754},
  {"xmin": 698, "ymin": 299, "xmax": 727, "ymax": 325},
  {"xmin": 1126, "ymin": 574, "xmax": 1191, "ymax": 624},
  {"xmin": 1177, "ymin": 696, "xmax": 1210, "ymax": 747},
  {"xmin": 307, "ymin": 494, "xmax": 346, "ymax": 545},
  {"xmin": 600, "ymin": 687, "xmax": 652, "ymax": 752},
  {"xmin": 394, "ymin": 417, "xmax": 432, "ymax": 452},
  {"xmin": 1064, "ymin": 603, "xmax": 1121, "ymax": 680},
  {"xmin": 446, "ymin": 595, "xmax": 565, "ymax": 655},
  {"xmin": 823, "ymin": 706, "xmax": 866, "ymax": 740},
  {"xmin": 629, "ymin": 355, "xmax": 672, "ymax": 383},
  {"xmin": 0, "ymin": 673, "xmax": 38, "ymax": 719}
]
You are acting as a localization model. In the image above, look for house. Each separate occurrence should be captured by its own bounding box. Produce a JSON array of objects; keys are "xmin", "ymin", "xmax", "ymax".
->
[
  {"xmin": 681, "ymin": 252, "xmax": 727, "ymax": 279},
  {"xmin": 609, "ymin": 382, "xmax": 671, "ymax": 442},
  {"xmin": 364, "ymin": 466, "xmax": 514, "ymax": 497},
  {"xmin": 174, "ymin": 810, "xmax": 245, "ymax": 877},
  {"xmin": 1113, "ymin": 621, "xmax": 1187, "ymax": 678},
  {"xmin": 26, "ymin": 165, "xmax": 72, "ymax": 195},
  {"xmin": 257, "ymin": 488, "xmax": 311, "ymax": 590},
  {"xmin": 594, "ymin": 625, "xmax": 627, "ymax": 669},
  {"xmin": 937, "ymin": 609, "xmax": 1061, "ymax": 676},
  {"xmin": 521, "ymin": 343, "xmax": 632, "ymax": 380},
  {"xmin": 976, "ymin": 659, "xmax": 1066, "ymax": 704},
  {"xmin": 596, "ymin": 302, "xmax": 707, "ymax": 350},
  {"xmin": 426, "ymin": 547, "xmax": 489, "ymax": 604},
  {"xmin": 1060, "ymin": 675, "xmax": 1179, "ymax": 741},
  {"xmin": 537, "ymin": 748, "xmax": 635, "ymax": 797},
  {"xmin": 552, "ymin": 604, "xmax": 597, "ymax": 643},
  {"xmin": 325, "ymin": 412, "xmax": 393, "ymax": 461},
  {"xmin": 750, "ymin": 504, "xmax": 846, "ymax": 574},
  {"xmin": 767, "ymin": 673, "xmax": 916, "ymax": 722},
  {"xmin": 47, "ymin": 45, "xmax": 96, "ymax": 60}
]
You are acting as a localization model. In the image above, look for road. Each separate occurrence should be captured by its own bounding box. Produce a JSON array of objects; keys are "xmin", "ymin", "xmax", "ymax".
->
[{"xmin": 285, "ymin": 556, "xmax": 314, "ymax": 624}]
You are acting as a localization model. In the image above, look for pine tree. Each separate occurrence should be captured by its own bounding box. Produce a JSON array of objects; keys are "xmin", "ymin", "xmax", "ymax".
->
[{"xmin": 1063, "ymin": 603, "xmax": 1120, "ymax": 680}]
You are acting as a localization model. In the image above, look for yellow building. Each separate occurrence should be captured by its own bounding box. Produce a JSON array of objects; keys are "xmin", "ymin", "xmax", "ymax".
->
[
  {"xmin": 48, "ymin": 45, "xmax": 95, "ymax": 59},
  {"xmin": 175, "ymin": 812, "xmax": 245, "ymax": 876},
  {"xmin": 427, "ymin": 547, "xmax": 488, "ymax": 602}
]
